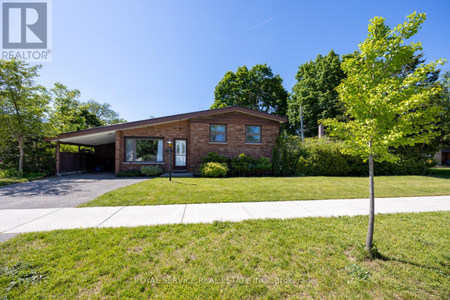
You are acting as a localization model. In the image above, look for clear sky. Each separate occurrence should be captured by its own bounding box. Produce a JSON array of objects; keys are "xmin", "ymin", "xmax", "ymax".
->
[{"xmin": 36, "ymin": 0, "xmax": 450, "ymax": 122}]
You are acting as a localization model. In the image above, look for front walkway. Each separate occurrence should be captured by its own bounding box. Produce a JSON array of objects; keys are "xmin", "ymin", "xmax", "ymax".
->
[{"xmin": 1, "ymin": 195, "xmax": 448, "ymax": 234}]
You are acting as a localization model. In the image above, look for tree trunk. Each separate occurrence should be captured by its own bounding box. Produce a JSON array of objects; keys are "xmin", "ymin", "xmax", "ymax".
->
[
  {"xmin": 18, "ymin": 134, "xmax": 24, "ymax": 175},
  {"xmin": 365, "ymin": 154, "xmax": 375, "ymax": 251}
]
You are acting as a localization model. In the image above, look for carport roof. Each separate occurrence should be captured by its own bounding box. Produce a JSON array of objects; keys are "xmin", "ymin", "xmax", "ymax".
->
[{"xmin": 46, "ymin": 106, "xmax": 287, "ymax": 146}]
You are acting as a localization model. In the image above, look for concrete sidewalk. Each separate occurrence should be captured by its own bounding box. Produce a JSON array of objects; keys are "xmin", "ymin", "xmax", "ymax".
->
[{"xmin": 1, "ymin": 195, "xmax": 449, "ymax": 234}]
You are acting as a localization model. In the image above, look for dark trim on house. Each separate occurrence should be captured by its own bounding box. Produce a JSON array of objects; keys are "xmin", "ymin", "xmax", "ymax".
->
[{"xmin": 46, "ymin": 106, "xmax": 287, "ymax": 141}]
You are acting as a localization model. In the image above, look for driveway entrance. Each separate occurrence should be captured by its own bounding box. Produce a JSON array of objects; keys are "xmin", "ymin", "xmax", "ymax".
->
[{"xmin": 0, "ymin": 173, "xmax": 148, "ymax": 209}]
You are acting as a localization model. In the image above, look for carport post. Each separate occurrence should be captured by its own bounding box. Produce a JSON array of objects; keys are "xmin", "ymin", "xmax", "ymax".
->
[
  {"xmin": 78, "ymin": 145, "xmax": 81, "ymax": 171},
  {"xmin": 56, "ymin": 141, "xmax": 61, "ymax": 176}
]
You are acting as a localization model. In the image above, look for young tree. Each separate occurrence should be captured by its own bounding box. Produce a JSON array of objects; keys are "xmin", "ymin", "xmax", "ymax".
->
[
  {"xmin": 322, "ymin": 13, "xmax": 445, "ymax": 251},
  {"xmin": 211, "ymin": 64, "xmax": 289, "ymax": 116},
  {"xmin": 288, "ymin": 50, "xmax": 346, "ymax": 136},
  {"xmin": 0, "ymin": 59, "xmax": 49, "ymax": 174}
]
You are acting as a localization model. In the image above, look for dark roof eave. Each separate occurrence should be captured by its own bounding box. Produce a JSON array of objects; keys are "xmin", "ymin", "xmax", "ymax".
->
[{"xmin": 47, "ymin": 106, "xmax": 287, "ymax": 141}]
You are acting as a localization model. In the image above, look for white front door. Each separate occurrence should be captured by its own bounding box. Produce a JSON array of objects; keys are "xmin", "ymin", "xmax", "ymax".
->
[{"xmin": 174, "ymin": 140, "xmax": 187, "ymax": 168}]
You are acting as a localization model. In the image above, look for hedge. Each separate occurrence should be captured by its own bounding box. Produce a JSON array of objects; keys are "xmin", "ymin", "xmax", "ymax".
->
[
  {"xmin": 200, "ymin": 152, "xmax": 272, "ymax": 176},
  {"xmin": 278, "ymin": 136, "xmax": 436, "ymax": 176}
]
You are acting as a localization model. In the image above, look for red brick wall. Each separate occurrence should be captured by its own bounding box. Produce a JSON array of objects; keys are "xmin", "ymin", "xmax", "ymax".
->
[
  {"xmin": 189, "ymin": 112, "xmax": 280, "ymax": 172},
  {"xmin": 115, "ymin": 120, "xmax": 190, "ymax": 173},
  {"xmin": 115, "ymin": 113, "xmax": 281, "ymax": 173}
]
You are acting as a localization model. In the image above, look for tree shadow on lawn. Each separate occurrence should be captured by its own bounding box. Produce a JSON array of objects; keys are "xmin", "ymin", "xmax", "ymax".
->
[{"xmin": 369, "ymin": 248, "xmax": 448, "ymax": 275}]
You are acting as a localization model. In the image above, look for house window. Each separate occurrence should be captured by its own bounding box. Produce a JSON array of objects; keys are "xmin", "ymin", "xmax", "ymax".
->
[
  {"xmin": 125, "ymin": 138, "xmax": 164, "ymax": 162},
  {"xmin": 246, "ymin": 126, "xmax": 261, "ymax": 143},
  {"xmin": 210, "ymin": 124, "xmax": 227, "ymax": 142}
]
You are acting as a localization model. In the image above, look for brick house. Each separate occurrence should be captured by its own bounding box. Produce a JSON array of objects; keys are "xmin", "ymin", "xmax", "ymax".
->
[{"xmin": 47, "ymin": 106, "xmax": 287, "ymax": 175}]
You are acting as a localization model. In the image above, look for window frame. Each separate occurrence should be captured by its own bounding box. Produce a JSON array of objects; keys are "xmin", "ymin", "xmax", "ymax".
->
[
  {"xmin": 209, "ymin": 124, "xmax": 227, "ymax": 143},
  {"xmin": 124, "ymin": 137, "xmax": 164, "ymax": 163},
  {"xmin": 245, "ymin": 125, "xmax": 262, "ymax": 144}
]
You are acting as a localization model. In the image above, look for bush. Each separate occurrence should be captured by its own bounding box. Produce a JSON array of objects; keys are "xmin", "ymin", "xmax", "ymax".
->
[
  {"xmin": 0, "ymin": 169, "xmax": 46, "ymax": 179},
  {"xmin": 1, "ymin": 137, "xmax": 55, "ymax": 174},
  {"xmin": 140, "ymin": 165, "xmax": 163, "ymax": 177},
  {"xmin": 254, "ymin": 157, "xmax": 272, "ymax": 176},
  {"xmin": 290, "ymin": 137, "xmax": 433, "ymax": 176},
  {"xmin": 230, "ymin": 153, "xmax": 273, "ymax": 176},
  {"xmin": 116, "ymin": 170, "xmax": 142, "ymax": 177},
  {"xmin": 295, "ymin": 139, "xmax": 353, "ymax": 176},
  {"xmin": 272, "ymin": 146, "xmax": 281, "ymax": 176},
  {"xmin": 200, "ymin": 162, "xmax": 229, "ymax": 177},
  {"xmin": 201, "ymin": 152, "xmax": 228, "ymax": 164},
  {"xmin": 230, "ymin": 153, "xmax": 252, "ymax": 176},
  {"xmin": 0, "ymin": 169, "xmax": 20, "ymax": 178},
  {"xmin": 200, "ymin": 152, "xmax": 273, "ymax": 177},
  {"xmin": 281, "ymin": 147, "xmax": 291, "ymax": 176}
]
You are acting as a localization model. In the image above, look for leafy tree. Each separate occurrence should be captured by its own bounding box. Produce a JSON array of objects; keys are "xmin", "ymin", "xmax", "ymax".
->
[
  {"xmin": 76, "ymin": 105, "xmax": 104, "ymax": 129},
  {"xmin": 211, "ymin": 64, "xmax": 289, "ymax": 115},
  {"xmin": 288, "ymin": 50, "xmax": 346, "ymax": 136},
  {"xmin": 85, "ymin": 100, "xmax": 126, "ymax": 125},
  {"xmin": 0, "ymin": 59, "xmax": 49, "ymax": 173},
  {"xmin": 48, "ymin": 83, "xmax": 82, "ymax": 134},
  {"xmin": 322, "ymin": 13, "xmax": 445, "ymax": 252},
  {"xmin": 49, "ymin": 84, "xmax": 123, "ymax": 135},
  {"xmin": 438, "ymin": 71, "xmax": 450, "ymax": 149}
]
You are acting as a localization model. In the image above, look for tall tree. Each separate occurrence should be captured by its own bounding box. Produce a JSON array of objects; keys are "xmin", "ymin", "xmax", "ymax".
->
[
  {"xmin": 438, "ymin": 71, "xmax": 450, "ymax": 149},
  {"xmin": 0, "ymin": 59, "xmax": 49, "ymax": 173},
  {"xmin": 288, "ymin": 50, "xmax": 346, "ymax": 136},
  {"xmin": 211, "ymin": 64, "xmax": 289, "ymax": 115},
  {"xmin": 322, "ymin": 13, "xmax": 445, "ymax": 252},
  {"xmin": 48, "ymin": 82, "xmax": 82, "ymax": 134},
  {"xmin": 84, "ymin": 100, "xmax": 126, "ymax": 125},
  {"xmin": 48, "ymin": 84, "xmax": 119, "ymax": 135}
]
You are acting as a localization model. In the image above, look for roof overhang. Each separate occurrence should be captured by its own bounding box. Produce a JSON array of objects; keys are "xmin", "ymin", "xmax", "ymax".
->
[
  {"xmin": 46, "ymin": 106, "xmax": 287, "ymax": 146},
  {"xmin": 55, "ymin": 130, "xmax": 117, "ymax": 146}
]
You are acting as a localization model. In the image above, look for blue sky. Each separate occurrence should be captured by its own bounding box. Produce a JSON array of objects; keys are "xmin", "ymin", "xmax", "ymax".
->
[{"xmin": 36, "ymin": 0, "xmax": 450, "ymax": 121}]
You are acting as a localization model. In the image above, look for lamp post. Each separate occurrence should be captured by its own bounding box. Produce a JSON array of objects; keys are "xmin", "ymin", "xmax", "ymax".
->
[{"xmin": 167, "ymin": 140, "xmax": 172, "ymax": 181}]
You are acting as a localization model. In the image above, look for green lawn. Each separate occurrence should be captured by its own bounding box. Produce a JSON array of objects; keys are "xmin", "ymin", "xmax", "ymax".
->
[
  {"xmin": 1, "ymin": 212, "xmax": 448, "ymax": 298},
  {"xmin": 81, "ymin": 174, "xmax": 450, "ymax": 207}
]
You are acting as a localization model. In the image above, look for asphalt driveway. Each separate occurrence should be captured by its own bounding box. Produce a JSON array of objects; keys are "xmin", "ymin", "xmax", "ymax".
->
[{"xmin": 0, "ymin": 173, "xmax": 148, "ymax": 209}]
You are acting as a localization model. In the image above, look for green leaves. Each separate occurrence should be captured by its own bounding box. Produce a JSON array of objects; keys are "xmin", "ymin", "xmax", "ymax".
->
[
  {"xmin": 0, "ymin": 60, "xmax": 126, "ymax": 173},
  {"xmin": 211, "ymin": 64, "xmax": 288, "ymax": 116},
  {"xmin": 48, "ymin": 84, "xmax": 125, "ymax": 136},
  {"xmin": 322, "ymin": 12, "xmax": 446, "ymax": 162},
  {"xmin": 0, "ymin": 59, "xmax": 49, "ymax": 139},
  {"xmin": 288, "ymin": 50, "xmax": 346, "ymax": 136}
]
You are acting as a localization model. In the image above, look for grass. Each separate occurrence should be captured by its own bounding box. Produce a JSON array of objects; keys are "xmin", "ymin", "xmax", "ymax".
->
[
  {"xmin": 0, "ymin": 212, "xmax": 449, "ymax": 298},
  {"xmin": 0, "ymin": 172, "xmax": 47, "ymax": 187},
  {"xmin": 81, "ymin": 174, "xmax": 450, "ymax": 207}
]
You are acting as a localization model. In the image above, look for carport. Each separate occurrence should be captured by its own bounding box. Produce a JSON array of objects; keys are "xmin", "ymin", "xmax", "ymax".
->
[{"xmin": 48, "ymin": 130, "xmax": 116, "ymax": 175}]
